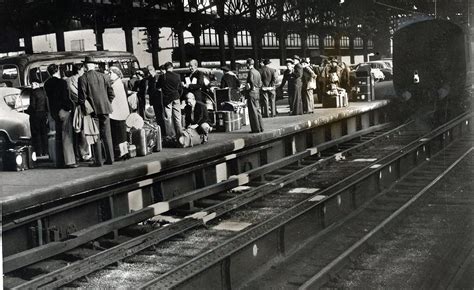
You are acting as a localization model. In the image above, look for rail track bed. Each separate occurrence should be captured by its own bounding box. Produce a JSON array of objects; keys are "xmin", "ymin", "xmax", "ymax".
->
[
  {"xmin": 244, "ymin": 132, "xmax": 473, "ymax": 289},
  {"xmin": 4, "ymin": 112, "xmax": 472, "ymax": 289}
]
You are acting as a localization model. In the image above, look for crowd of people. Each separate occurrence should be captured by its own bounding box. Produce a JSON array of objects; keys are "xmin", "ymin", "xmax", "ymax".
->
[{"xmin": 26, "ymin": 55, "xmax": 351, "ymax": 169}]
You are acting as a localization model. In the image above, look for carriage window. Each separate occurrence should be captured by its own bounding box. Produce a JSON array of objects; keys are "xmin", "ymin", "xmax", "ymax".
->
[
  {"xmin": 29, "ymin": 66, "xmax": 49, "ymax": 83},
  {"xmin": 2, "ymin": 65, "xmax": 19, "ymax": 80}
]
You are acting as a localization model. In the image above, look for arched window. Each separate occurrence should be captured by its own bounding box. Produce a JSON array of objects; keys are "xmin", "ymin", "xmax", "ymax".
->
[
  {"xmin": 200, "ymin": 28, "xmax": 223, "ymax": 47},
  {"xmin": 262, "ymin": 32, "xmax": 279, "ymax": 47},
  {"xmin": 306, "ymin": 34, "xmax": 319, "ymax": 48},
  {"xmin": 286, "ymin": 33, "xmax": 301, "ymax": 47},
  {"xmin": 324, "ymin": 35, "xmax": 335, "ymax": 48},
  {"xmin": 368, "ymin": 39, "xmax": 374, "ymax": 49},
  {"xmin": 339, "ymin": 36, "xmax": 350, "ymax": 48},
  {"xmin": 234, "ymin": 30, "xmax": 251, "ymax": 47},
  {"xmin": 354, "ymin": 37, "xmax": 363, "ymax": 49}
]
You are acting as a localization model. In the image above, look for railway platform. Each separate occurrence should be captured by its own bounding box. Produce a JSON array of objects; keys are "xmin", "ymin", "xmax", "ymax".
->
[
  {"xmin": 1, "ymin": 100, "xmax": 395, "ymax": 260},
  {"xmin": 0, "ymin": 100, "xmax": 388, "ymax": 214}
]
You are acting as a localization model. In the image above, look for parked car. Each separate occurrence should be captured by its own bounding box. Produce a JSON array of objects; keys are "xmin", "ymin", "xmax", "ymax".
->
[
  {"xmin": 354, "ymin": 63, "xmax": 386, "ymax": 82},
  {"xmin": 366, "ymin": 60, "xmax": 393, "ymax": 80},
  {"xmin": 0, "ymin": 87, "xmax": 31, "ymax": 154}
]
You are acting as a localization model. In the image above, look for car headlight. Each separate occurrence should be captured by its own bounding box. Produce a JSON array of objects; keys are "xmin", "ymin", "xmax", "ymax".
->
[
  {"xmin": 31, "ymin": 151, "xmax": 37, "ymax": 162},
  {"xmin": 16, "ymin": 154, "xmax": 23, "ymax": 166}
]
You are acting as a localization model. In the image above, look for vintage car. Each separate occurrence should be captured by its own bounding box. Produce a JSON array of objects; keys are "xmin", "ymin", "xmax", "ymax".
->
[{"xmin": 0, "ymin": 87, "xmax": 31, "ymax": 154}]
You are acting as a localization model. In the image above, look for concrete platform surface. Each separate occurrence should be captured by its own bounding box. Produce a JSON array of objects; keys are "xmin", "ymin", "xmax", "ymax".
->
[{"xmin": 0, "ymin": 100, "xmax": 389, "ymax": 214}]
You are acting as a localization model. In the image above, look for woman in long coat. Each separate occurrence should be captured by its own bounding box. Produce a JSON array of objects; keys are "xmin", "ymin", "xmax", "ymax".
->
[{"xmin": 108, "ymin": 66, "xmax": 130, "ymax": 159}]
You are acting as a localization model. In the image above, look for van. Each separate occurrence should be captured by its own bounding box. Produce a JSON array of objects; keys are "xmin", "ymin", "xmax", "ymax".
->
[{"xmin": 0, "ymin": 51, "xmax": 140, "ymax": 88}]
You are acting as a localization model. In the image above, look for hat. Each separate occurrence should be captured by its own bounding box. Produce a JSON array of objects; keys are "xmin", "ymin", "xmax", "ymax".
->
[
  {"xmin": 285, "ymin": 58, "xmax": 294, "ymax": 64},
  {"xmin": 300, "ymin": 58, "xmax": 308, "ymax": 64},
  {"xmin": 83, "ymin": 56, "xmax": 98, "ymax": 64},
  {"xmin": 330, "ymin": 58, "xmax": 339, "ymax": 63},
  {"xmin": 221, "ymin": 65, "xmax": 231, "ymax": 72},
  {"xmin": 293, "ymin": 55, "xmax": 301, "ymax": 61},
  {"xmin": 263, "ymin": 59, "xmax": 271, "ymax": 65}
]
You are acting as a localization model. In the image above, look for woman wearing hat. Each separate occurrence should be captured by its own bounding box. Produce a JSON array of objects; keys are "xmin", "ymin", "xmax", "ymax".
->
[{"xmin": 108, "ymin": 66, "xmax": 130, "ymax": 160}]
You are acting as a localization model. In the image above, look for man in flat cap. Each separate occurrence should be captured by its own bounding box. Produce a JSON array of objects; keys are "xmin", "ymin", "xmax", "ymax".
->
[{"xmin": 260, "ymin": 59, "xmax": 277, "ymax": 117}]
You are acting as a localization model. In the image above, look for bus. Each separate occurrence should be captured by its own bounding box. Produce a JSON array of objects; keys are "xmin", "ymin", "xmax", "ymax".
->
[{"xmin": 0, "ymin": 51, "xmax": 140, "ymax": 88}]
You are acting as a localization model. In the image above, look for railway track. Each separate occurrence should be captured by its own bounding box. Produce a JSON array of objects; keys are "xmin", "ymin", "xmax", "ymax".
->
[
  {"xmin": 297, "ymin": 136, "xmax": 473, "ymax": 289},
  {"xmin": 4, "ymin": 112, "xmax": 471, "ymax": 289}
]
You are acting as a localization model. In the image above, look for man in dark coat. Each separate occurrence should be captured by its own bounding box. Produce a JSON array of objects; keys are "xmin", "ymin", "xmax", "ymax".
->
[
  {"xmin": 291, "ymin": 55, "xmax": 304, "ymax": 115},
  {"xmin": 44, "ymin": 64, "xmax": 77, "ymax": 168},
  {"xmin": 279, "ymin": 59, "xmax": 297, "ymax": 114},
  {"xmin": 78, "ymin": 56, "xmax": 115, "ymax": 166},
  {"xmin": 28, "ymin": 81, "xmax": 49, "ymax": 156},
  {"xmin": 220, "ymin": 66, "xmax": 241, "ymax": 101},
  {"xmin": 259, "ymin": 59, "xmax": 277, "ymax": 117},
  {"xmin": 157, "ymin": 61, "xmax": 183, "ymax": 140},
  {"xmin": 245, "ymin": 58, "xmax": 264, "ymax": 133},
  {"xmin": 184, "ymin": 92, "xmax": 211, "ymax": 144},
  {"xmin": 185, "ymin": 59, "xmax": 206, "ymax": 102},
  {"xmin": 145, "ymin": 65, "xmax": 167, "ymax": 136}
]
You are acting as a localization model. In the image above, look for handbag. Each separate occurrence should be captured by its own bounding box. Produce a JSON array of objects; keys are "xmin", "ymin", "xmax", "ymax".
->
[
  {"xmin": 72, "ymin": 105, "xmax": 83, "ymax": 133},
  {"xmin": 84, "ymin": 99, "xmax": 94, "ymax": 115}
]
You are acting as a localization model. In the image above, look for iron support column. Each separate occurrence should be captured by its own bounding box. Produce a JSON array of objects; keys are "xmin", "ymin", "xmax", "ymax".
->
[
  {"xmin": 177, "ymin": 30, "xmax": 186, "ymax": 68},
  {"xmin": 319, "ymin": 33, "xmax": 325, "ymax": 57},
  {"xmin": 228, "ymin": 28, "xmax": 236, "ymax": 70},
  {"xmin": 23, "ymin": 31, "xmax": 33, "ymax": 54},
  {"xmin": 123, "ymin": 26, "xmax": 134, "ymax": 54},
  {"xmin": 217, "ymin": 28, "xmax": 226, "ymax": 66},
  {"xmin": 55, "ymin": 28, "xmax": 65, "ymax": 52},
  {"xmin": 349, "ymin": 36, "xmax": 355, "ymax": 64},
  {"xmin": 362, "ymin": 37, "xmax": 368, "ymax": 62},
  {"xmin": 94, "ymin": 27, "xmax": 105, "ymax": 51},
  {"xmin": 148, "ymin": 26, "xmax": 160, "ymax": 69}
]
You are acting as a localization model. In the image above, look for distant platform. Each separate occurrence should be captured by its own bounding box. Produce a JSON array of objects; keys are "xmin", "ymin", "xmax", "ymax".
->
[{"xmin": 0, "ymin": 100, "xmax": 390, "ymax": 215}]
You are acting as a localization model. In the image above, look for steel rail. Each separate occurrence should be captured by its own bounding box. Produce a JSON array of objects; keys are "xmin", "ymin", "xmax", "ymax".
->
[
  {"xmin": 10, "ymin": 121, "xmax": 407, "ymax": 289},
  {"xmin": 139, "ymin": 112, "xmax": 472, "ymax": 289},
  {"xmin": 299, "ymin": 147, "xmax": 474, "ymax": 289}
]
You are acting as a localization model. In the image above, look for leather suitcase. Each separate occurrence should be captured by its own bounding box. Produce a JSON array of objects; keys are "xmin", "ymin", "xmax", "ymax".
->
[
  {"xmin": 322, "ymin": 93, "xmax": 348, "ymax": 108},
  {"xmin": 131, "ymin": 128, "xmax": 147, "ymax": 156},
  {"xmin": 144, "ymin": 123, "xmax": 162, "ymax": 152},
  {"xmin": 215, "ymin": 111, "xmax": 242, "ymax": 132},
  {"xmin": 2, "ymin": 146, "xmax": 29, "ymax": 171}
]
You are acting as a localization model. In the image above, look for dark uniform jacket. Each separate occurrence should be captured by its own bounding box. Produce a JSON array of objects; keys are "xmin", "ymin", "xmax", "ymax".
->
[
  {"xmin": 187, "ymin": 69, "xmax": 205, "ymax": 101},
  {"xmin": 260, "ymin": 66, "xmax": 276, "ymax": 88},
  {"xmin": 44, "ymin": 77, "xmax": 73, "ymax": 121},
  {"xmin": 28, "ymin": 87, "xmax": 49, "ymax": 113},
  {"xmin": 220, "ymin": 72, "xmax": 241, "ymax": 100},
  {"xmin": 157, "ymin": 71, "xmax": 182, "ymax": 103},
  {"xmin": 78, "ymin": 70, "xmax": 114, "ymax": 115},
  {"xmin": 294, "ymin": 63, "xmax": 303, "ymax": 86},
  {"xmin": 184, "ymin": 101, "xmax": 209, "ymax": 127},
  {"xmin": 246, "ymin": 68, "xmax": 262, "ymax": 98}
]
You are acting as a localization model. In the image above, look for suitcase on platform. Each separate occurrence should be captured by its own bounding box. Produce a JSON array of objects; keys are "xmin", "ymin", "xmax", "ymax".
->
[
  {"xmin": 178, "ymin": 128, "xmax": 202, "ymax": 148},
  {"xmin": 222, "ymin": 101, "xmax": 248, "ymax": 127},
  {"xmin": 322, "ymin": 92, "xmax": 348, "ymax": 108},
  {"xmin": 2, "ymin": 146, "xmax": 30, "ymax": 171},
  {"xmin": 215, "ymin": 111, "xmax": 242, "ymax": 132},
  {"xmin": 131, "ymin": 128, "xmax": 147, "ymax": 156},
  {"xmin": 144, "ymin": 123, "xmax": 162, "ymax": 152}
]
